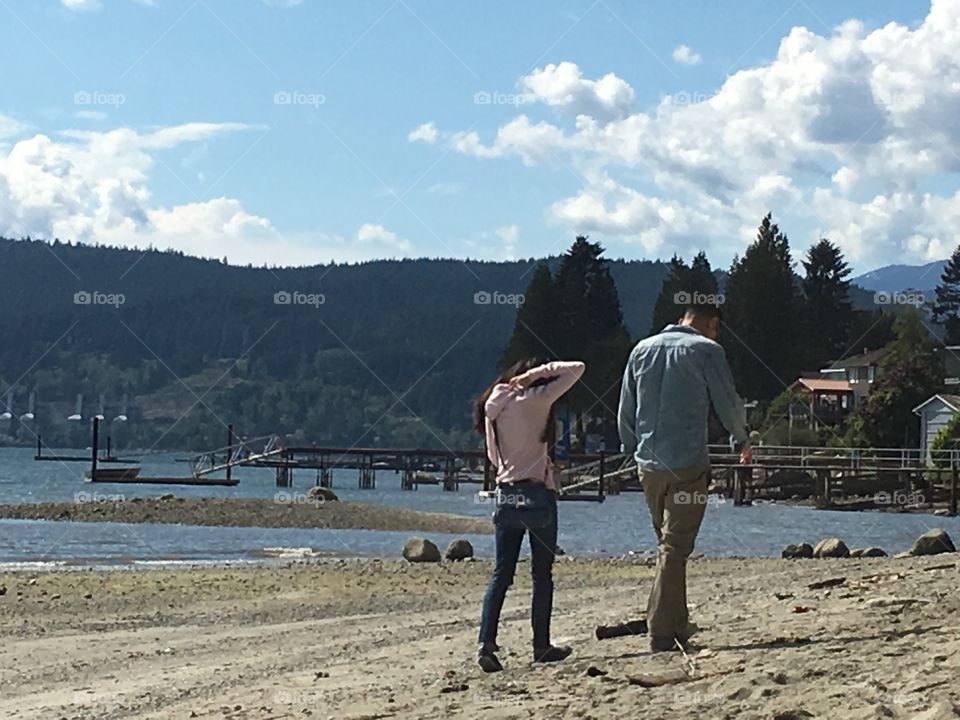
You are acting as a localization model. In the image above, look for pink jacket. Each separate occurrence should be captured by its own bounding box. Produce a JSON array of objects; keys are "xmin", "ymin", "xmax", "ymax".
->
[{"xmin": 484, "ymin": 361, "xmax": 586, "ymax": 490}]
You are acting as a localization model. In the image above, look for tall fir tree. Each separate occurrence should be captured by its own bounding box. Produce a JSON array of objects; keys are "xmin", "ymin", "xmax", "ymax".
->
[
  {"xmin": 555, "ymin": 237, "xmax": 633, "ymax": 441},
  {"xmin": 801, "ymin": 238, "xmax": 853, "ymax": 369},
  {"xmin": 499, "ymin": 263, "xmax": 561, "ymax": 369},
  {"xmin": 647, "ymin": 252, "xmax": 718, "ymax": 336},
  {"xmin": 723, "ymin": 213, "xmax": 802, "ymax": 401},
  {"xmin": 933, "ymin": 245, "xmax": 960, "ymax": 345}
]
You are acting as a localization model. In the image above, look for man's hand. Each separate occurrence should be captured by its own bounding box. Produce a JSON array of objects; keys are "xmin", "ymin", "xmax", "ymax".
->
[{"xmin": 739, "ymin": 442, "xmax": 753, "ymax": 465}]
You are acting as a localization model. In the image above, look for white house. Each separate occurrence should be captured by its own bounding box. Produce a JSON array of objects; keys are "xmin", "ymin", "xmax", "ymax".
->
[{"xmin": 913, "ymin": 394, "xmax": 960, "ymax": 464}]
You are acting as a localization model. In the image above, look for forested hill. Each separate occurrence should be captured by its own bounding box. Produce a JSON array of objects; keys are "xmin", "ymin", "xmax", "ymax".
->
[{"xmin": 0, "ymin": 237, "xmax": 668, "ymax": 449}]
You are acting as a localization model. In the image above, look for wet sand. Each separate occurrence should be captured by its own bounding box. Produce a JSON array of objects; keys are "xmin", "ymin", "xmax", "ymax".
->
[
  {"xmin": 0, "ymin": 497, "xmax": 494, "ymax": 535},
  {"xmin": 0, "ymin": 554, "xmax": 958, "ymax": 719}
]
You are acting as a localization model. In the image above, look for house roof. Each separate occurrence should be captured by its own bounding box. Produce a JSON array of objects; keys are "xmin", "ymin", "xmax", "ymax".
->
[
  {"xmin": 912, "ymin": 393, "xmax": 960, "ymax": 415},
  {"xmin": 792, "ymin": 378, "xmax": 853, "ymax": 394},
  {"xmin": 823, "ymin": 347, "xmax": 888, "ymax": 371}
]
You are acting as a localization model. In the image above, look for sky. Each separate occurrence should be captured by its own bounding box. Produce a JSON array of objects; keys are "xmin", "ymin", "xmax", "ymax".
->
[{"xmin": 0, "ymin": 0, "xmax": 955, "ymax": 273}]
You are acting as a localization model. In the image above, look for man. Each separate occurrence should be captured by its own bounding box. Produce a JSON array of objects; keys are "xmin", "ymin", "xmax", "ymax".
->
[{"xmin": 617, "ymin": 301, "xmax": 751, "ymax": 653}]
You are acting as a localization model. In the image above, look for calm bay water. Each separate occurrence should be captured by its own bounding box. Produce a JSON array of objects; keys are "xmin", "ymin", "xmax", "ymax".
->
[{"xmin": 1, "ymin": 446, "xmax": 958, "ymax": 565}]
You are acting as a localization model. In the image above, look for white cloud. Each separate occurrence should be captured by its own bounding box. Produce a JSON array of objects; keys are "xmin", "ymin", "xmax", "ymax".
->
[
  {"xmin": 521, "ymin": 61, "xmax": 635, "ymax": 121},
  {"xmin": 428, "ymin": 0, "xmax": 960, "ymax": 268},
  {"xmin": 407, "ymin": 121, "xmax": 438, "ymax": 144},
  {"xmin": 672, "ymin": 44, "xmax": 702, "ymax": 66},
  {"xmin": 74, "ymin": 110, "xmax": 108, "ymax": 121},
  {"xmin": 61, "ymin": 0, "xmax": 101, "ymax": 10},
  {"xmin": 0, "ymin": 114, "xmax": 28, "ymax": 140},
  {"xmin": 0, "ymin": 122, "xmax": 414, "ymax": 266}
]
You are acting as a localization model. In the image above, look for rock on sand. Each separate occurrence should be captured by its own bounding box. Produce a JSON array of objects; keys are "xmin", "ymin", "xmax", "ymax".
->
[
  {"xmin": 782, "ymin": 543, "xmax": 814, "ymax": 559},
  {"xmin": 403, "ymin": 537, "xmax": 441, "ymax": 563},
  {"xmin": 910, "ymin": 529, "xmax": 956, "ymax": 556},
  {"xmin": 306, "ymin": 486, "xmax": 339, "ymax": 502},
  {"xmin": 445, "ymin": 538, "xmax": 473, "ymax": 561},
  {"xmin": 813, "ymin": 538, "xmax": 850, "ymax": 558}
]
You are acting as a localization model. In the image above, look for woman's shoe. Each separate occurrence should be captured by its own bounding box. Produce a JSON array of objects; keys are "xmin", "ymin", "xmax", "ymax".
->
[
  {"xmin": 532, "ymin": 645, "xmax": 572, "ymax": 663},
  {"xmin": 478, "ymin": 651, "xmax": 503, "ymax": 673}
]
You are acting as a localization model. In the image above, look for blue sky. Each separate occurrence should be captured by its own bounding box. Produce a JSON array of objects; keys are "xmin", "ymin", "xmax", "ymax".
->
[{"xmin": 0, "ymin": 0, "xmax": 951, "ymax": 272}]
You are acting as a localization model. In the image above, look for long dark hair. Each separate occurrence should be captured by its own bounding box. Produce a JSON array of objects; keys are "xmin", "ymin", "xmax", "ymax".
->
[{"xmin": 472, "ymin": 357, "xmax": 557, "ymax": 444}]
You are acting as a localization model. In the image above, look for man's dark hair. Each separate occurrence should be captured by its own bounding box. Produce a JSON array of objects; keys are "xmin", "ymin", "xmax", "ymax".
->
[{"xmin": 684, "ymin": 302, "xmax": 722, "ymax": 321}]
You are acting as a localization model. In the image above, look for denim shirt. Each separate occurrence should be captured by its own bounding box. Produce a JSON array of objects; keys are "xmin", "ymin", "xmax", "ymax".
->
[{"xmin": 617, "ymin": 324, "xmax": 748, "ymax": 471}]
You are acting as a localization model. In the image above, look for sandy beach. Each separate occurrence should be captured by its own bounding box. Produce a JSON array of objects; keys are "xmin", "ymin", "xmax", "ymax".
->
[{"xmin": 1, "ymin": 553, "xmax": 958, "ymax": 719}]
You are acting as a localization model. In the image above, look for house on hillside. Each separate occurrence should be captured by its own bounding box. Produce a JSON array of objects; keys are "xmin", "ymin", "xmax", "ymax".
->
[
  {"xmin": 913, "ymin": 394, "xmax": 960, "ymax": 464},
  {"xmin": 788, "ymin": 378, "xmax": 855, "ymax": 427},
  {"xmin": 819, "ymin": 348, "xmax": 887, "ymax": 403}
]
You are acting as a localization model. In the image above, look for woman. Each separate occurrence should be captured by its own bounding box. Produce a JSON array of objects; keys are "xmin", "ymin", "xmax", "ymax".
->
[{"xmin": 474, "ymin": 357, "xmax": 586, "ymax": 672}]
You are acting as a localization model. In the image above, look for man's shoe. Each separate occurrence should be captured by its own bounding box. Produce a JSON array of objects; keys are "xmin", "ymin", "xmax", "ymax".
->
[
  {"xmin": 533, "ymin": 645, "xmax": 572, "ymax": 663},
  {"xmin": 478, "ymin": 652, "xmax": 503, "ymax": 673}
]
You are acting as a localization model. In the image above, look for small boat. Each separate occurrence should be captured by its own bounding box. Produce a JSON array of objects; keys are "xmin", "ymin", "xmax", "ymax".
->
[{"xmin": 86, "ymin": 467, "xmax": 142, "ymax": 482}]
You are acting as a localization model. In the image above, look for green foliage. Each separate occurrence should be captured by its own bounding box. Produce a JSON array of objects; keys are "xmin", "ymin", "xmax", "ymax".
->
[
  {"xmin": 647, "ymin": 252, "xmax": 719, "ymax": 336},
  {"xmin": 724, "ymin": 213, "xmax": 803, "ymax": 401},
  {"xmin": 933, "ymin": 244, "xmax": 960, "ymax": 345},
  {"xmin": 801, "ymin": 238, "xmax": 853, "ymax": 368},
  {"xmin": 929, "ymin": 411, "xmax": 960, "ymax": 467}
]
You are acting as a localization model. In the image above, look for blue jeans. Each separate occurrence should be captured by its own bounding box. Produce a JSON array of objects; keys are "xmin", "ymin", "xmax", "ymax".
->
[{"xmin": 478, "ymin": 493, "xmax": 558, "ymax": 651}]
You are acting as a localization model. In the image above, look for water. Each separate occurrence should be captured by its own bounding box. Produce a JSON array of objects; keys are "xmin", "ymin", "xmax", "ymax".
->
[{"xmin": 1, "ymin": 447, "xmax": 957, "ymax": 565}]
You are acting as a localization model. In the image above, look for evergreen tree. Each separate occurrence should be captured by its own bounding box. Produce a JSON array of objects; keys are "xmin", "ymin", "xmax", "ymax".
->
[
  {"xmin": 723, "ymin": 213, "xmax": 802, "ymax": 401},
  {"xmin": 845, "ymin": 308, "xmax": 896, "ymax": 356},
  {"xmin": 933, "ymin": 245, "xmax": 960, "ymax": 345},
  {"xmin": 647, "ymin": 252, "xmax": 718, "ymax": 336},
  {"xmin": 499, "ymin": 263, "xmax": 561, "ymax": 369},
  {"xmin": 801, "ymin": 239, "xmax": 852, "ymax": 369},
  {"xmin": 553, "ymin": 236, "xmax": 633, "ymax": 443},
  {"xmin": 647, "ymin": 255, "xmax": 689, "ymax": 336}
]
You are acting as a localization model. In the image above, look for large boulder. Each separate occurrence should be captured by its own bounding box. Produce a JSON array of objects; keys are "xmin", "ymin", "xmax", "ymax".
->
[
  {"xmin": 445, "ymin": 538, "xmax": 474, "ymax": 561},
  {"xmin": 910, "ymin": 529, "xmax": 956, "ymax": 556},
  {"xmin": 813, "ymin": 538, "xmax": 850, "ymax": 559},
  {"xmin": 403, "ymin": 537, "xmax": 441, "ymax": 563},
  {"xmin": 306, "ymin": 486, "xmax": 338, "ymax": 502},
  {"xmin": 782, "ymin": 543, "xmax": 814, "ymax": 559}
]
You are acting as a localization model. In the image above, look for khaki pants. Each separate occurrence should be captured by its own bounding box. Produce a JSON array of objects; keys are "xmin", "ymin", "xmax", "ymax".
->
[{"xmin": 640, "ymin": 464, "xmax": 710, "ymax": 642}]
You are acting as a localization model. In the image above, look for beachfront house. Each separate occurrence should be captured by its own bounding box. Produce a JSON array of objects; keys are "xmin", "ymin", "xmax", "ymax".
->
[
  {"xmin": 913, "ymin": 394, "xmax": 960, "ymax": 464},
  {"xmin": 788, "ymin": 378, "xmax": 855, "ymax": 428},
  {"xmin": 819, "ymin": 347, "xmax": 887, "ymax": 404}
]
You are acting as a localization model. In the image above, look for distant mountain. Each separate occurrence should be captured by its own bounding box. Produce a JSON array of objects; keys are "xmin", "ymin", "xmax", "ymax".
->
[{"xmin": 852, "ymin": 260, "xmax": 947, "ymax": 294}]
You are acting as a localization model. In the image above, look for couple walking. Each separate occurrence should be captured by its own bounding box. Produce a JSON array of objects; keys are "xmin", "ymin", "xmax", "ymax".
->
[{"xmin": 473, "ymin": 301, "xmax": 752, "ymax": 672}]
